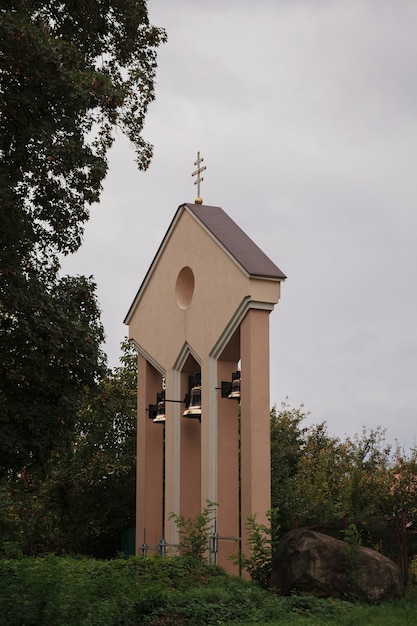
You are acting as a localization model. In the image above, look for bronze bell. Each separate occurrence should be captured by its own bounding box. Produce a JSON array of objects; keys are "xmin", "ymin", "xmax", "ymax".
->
[
  {"xmin": 153, "ymin": 399, "xmax": 166, "ymax": 424},
  {"xmin": 228, "ymin": 371, "xmax": 241, "ymax": 400},
  {"xmin": 183, "ymin": 385, "xmax": 201, "ymax": 418}
]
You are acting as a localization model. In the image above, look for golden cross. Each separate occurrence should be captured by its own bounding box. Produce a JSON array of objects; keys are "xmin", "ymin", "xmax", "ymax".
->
[{"xmin": 191, "ymin": 151, "xmax": 206, "ymax": 204}]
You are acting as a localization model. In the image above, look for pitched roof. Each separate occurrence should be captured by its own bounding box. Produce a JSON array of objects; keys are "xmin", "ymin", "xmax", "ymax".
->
[
  {"xmin": 185, "ymin": 203, "xmax": 286, "ymax": 280},
  {"xmin": 124, "ymin": 203, "xmax": 286, "ymax": 324}
]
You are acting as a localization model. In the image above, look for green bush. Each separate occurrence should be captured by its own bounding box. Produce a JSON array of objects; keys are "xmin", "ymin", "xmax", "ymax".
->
[
  {"xmin": 0, "ymin": 554, "xmax": 416, "ymax": 625},
  {"xmin": 169, "ymin": 500, "xmax": 217, "ymax": 561},
  {"xmin": 230, "ymin": 509, "xmax": 280, "ymax": 588}
]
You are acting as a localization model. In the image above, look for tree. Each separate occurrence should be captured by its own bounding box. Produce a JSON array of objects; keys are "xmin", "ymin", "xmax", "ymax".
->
[
  {"xmin": 270, "ymin": 403, "xmax": 393, "ymax": 531},
  {"xmin": 1, "ymin": 1, "xmax": 166, "ymax": 272},
  {"xmin": 389, "ymin": 444, "xmax": 417, "ymax": 527},
  {"xmin": 270, "ymin": 400, "xmax": 308, "ymax": 529},
  {"xmin": 289, "ymin": 422, "xmax": 352, "ymax": 525},
  {"xmin": 0, "ymin": 1, "xmax": 165, "ymax": 473},
  {"xmin": 342, "ymin": 427, "xmax": 392, "ymax": 519},
  {"xmin": 289, "ymin": 424, "xmax": 391, "ymax": 526},
  {"xmin": 61, "ymin": 338, "xmax": 137, "ymax": 556},
  {"xmin": 0, "ymin": 275, "xmax": 106, "ymax": 474},
  {"xmin": 3, "ymin": 339, "xmax": 138, "ymax": 557}
]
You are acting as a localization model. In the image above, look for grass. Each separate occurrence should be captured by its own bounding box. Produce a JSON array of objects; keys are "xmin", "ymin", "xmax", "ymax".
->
[
  {"xmin": 233, "ymin": 588, "xmax": 417, "ymax": 625},
  {"xmin": 0, "ymin": 554, "xmax": 415, "ymax": 625}
]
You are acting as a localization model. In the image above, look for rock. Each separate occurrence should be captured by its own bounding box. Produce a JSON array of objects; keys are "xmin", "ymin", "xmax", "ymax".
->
[{"xmin": 270, "ymin": 528, "xmax": 405, "ymax": 603}]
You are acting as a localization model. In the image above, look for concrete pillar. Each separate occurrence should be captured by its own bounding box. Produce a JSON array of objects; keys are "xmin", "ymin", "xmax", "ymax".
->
[
  {"xmin": 240, "ymin": 308, "xmax": 271, "ymax": 557},
  {"xmin": 180, "ymin": 363, "xmax": 201, "ymax": 522},
  {"xmin": 136, "ymin": 354, "xmax": 164, "ymax": 554},
  {"xmin": 216, "ymin": 360, "xmax": 240, "ymax": 573}
]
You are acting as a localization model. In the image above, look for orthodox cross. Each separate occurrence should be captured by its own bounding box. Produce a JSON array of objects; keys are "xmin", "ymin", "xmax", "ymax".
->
[{"xmin": 191, "ymin": 151, "xmax": 206, "ymax": 204}]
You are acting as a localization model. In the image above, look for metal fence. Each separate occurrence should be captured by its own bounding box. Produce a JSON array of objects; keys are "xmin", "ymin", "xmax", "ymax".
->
[
  {"xmin": 138, "ymin": 531, "xmax": 240, "ymax": 563},
  {"xmin": 299, "ymin": 510, "xmax": 416, "ymax": 579}
]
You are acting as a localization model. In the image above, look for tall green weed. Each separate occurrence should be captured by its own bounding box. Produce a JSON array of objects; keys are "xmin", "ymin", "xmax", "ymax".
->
[
  {"xmin": 169, "ymin": 500, "xmax": 218, "ymax": 561},
  {"xmin": 230, "ymin": 508, "xmax": 280, "ymax": 587}
]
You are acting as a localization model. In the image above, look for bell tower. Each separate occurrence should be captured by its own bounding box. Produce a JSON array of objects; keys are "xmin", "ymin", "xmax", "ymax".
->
[{"xmin": 124, "ymin": 163, "xmax": 285, "ymax": 572}]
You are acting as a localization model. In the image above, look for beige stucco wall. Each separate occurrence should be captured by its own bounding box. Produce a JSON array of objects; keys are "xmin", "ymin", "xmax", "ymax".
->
[{"xmin": 128, "ymin": 209, "xmax": 280, "ymax": 366}]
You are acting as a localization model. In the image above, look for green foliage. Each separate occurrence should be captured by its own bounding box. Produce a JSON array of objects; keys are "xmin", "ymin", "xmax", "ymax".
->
[
  {"xmin": 344, "ymin": 522, "xmax": 363, "ymax": 547},
  {"xmin": 1, "ymin": 340, "xmax": 137, "ymax": 557},
  {"xmin": 0, "ymin": 555, "xmax": 334, "ymax": 626},
  {"xmin": 170, "ymin": 501, "xmax": 218, "ymax": 561},
  {"xmin": 269, "ymin": 400, "xmax": 417, "ymax": 564},
  {"xmin": 270, "ymin": 403, "xmax": 396, "ymax": 532},
  {"xmin": 1, "ymin": 0, "xmax": 166, "ymax": 262},
  {"xmin": 409, "ymin": 554, "xmax": 417, "ymax": 585},
  {"xmin": 390, "ymin": 444, "xmax": 417, "ymax": 526},
  {"xmin": 270, "ymin": 400, "xmax": 308, "ymax": 528},
  {"xmin": 0, "ymin": 275, "xmax": 106, "ymax": 474},
  {"xmin": 342, "ymin": 523, "xmax": 365, "ymax": 601},
  {"xmin": 0, "ymin": 485, "xmax": 22, "ymax": 558},
  {"xmin": 0, "ymin": 0, "xmax": 165, "ymax": 476},
  {"xmin": 300, "ymin": 424, "xmax": 393, "ymax": 525},
  {"xmin": 231, "ymin": 509, "xmax": 280, "ymax": 588},
  {"xmin": 1, "ymin": 555, "xmax": 417, "ymax": 626}
]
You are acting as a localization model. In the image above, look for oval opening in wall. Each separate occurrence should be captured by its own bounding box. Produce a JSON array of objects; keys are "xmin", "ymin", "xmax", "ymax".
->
[{"xmin": 175, "ymin": 266, "xmax": 195, "ymax": 309}]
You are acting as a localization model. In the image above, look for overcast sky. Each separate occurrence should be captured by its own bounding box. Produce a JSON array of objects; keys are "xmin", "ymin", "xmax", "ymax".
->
[{"xmin": 61, "ymin": 0, "xmax": 417, "ymax": 450}]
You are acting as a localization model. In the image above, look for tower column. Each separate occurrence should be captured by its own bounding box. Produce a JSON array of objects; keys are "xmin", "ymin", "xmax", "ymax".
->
[
  {"xmin": 136, "ymin": 354, "xmax": 164, "ymax": 554},
  {"xmin": 216, "ymin": 359, "xmax": 240, "ymax": 572},
  {"xmin": 240, "ymin": 308, "xmax": 271, "ymax": 557}
]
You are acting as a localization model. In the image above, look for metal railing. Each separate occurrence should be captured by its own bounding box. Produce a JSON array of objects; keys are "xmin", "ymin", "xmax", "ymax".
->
[{"xmin": 139, "ymin": 531, "xmax": 240, "ymax": 561}]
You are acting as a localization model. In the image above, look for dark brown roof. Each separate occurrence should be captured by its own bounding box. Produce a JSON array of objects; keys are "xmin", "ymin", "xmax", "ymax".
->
[{"xmin": 184, "ymin": 203, "xmax": 286, "ymax": 280}]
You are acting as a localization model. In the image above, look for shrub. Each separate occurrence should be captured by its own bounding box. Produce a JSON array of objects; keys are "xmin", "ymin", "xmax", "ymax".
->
[
  {"xmin": 2, "ymin": 554, "xmax": 417, "ymax": 625},
  {"xmin": 169, "ymin": 500, "xmax": 217, "ymax": 561},
  {"xmin": 230, "ymin": 508, "xmax": 280, "ymax": 588}
]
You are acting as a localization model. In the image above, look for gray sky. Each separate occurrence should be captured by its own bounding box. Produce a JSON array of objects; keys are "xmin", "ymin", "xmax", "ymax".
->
[{"xmin": 62, "ymin": 0, "xmax": 417, "ymax": 449}]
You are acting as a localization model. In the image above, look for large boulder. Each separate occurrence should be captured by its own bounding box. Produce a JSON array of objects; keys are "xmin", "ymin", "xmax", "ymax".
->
[{"xmin": 270, "ymin": 528, "xmax": 404, "ymax": 603}]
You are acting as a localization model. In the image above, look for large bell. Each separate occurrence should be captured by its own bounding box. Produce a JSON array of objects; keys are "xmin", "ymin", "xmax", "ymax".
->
[
  {"xmin": 228, "ymin": 372, "xmax": 241, "ymax": 400},
  {"xmin": 152, "ymin": 399, "xmax": 166, "ymax": 424},
  {"xmin": 183, "ymin": 385, "xmax": 201, "ymax": 418}
]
